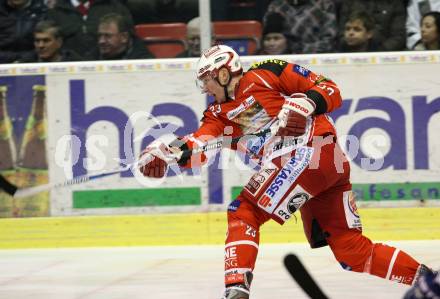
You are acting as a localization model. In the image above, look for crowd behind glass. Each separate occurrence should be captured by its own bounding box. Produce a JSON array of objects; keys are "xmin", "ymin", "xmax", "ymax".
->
[{"xmin": 0, "ymin": 0, "xmax": 439, "ymax": 63}]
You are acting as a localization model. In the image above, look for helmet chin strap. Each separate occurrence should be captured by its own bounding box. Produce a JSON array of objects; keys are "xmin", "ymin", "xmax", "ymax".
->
[{"xmin": 216, "ymin": 69, "xmax": 234, "ymax": 101}]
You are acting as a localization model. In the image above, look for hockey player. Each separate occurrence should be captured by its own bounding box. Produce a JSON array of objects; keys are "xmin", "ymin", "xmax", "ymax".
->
[{"xmin": 139, "ymin": 45, "xmax": 432, "ymax": 298}]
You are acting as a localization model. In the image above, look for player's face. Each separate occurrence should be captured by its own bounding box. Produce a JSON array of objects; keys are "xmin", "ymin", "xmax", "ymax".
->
[
  {"xmin": 344, "ymin": 20, "xmax": 372, "ymax": 47},
  {"xmin": 421, "ymin": 16, "xmax": 439, "ymax": 46},
  {"xmin": 197, "ymin": 74, "xmax": 227, "ymax": 104}
]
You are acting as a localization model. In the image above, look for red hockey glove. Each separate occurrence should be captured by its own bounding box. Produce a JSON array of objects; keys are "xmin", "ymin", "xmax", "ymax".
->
[
  {"xmin": 138, "ymin": 140, "xmax": 176, "ymax": 178},
  {"xmin": 276, "ymin": 93, "xmax": 316, "ymax": 137}
]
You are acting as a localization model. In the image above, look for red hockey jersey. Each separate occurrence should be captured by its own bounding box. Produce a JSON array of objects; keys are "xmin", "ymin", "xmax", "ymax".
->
[{"xmin": 175, "ymin": 59, "xmax": 342, "ymax": 166}]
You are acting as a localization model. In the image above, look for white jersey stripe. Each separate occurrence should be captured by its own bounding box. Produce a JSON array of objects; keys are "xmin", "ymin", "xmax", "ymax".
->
[
  {"xmin": 253, "ymin": 72, "xmax": 273, "ymax": 89},
  {"xmin": 226, "ymin": 240, "xmax": 259, "ymax": 250},
  {"xmin": 386, "ymin": 249, "xmax": 400, "ymax": 280}
]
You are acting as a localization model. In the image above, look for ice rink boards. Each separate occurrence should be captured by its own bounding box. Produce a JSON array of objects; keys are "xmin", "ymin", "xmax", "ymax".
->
[{"xmin": 0, "ymin": 207, "xmax": 439, "ymax": 298}]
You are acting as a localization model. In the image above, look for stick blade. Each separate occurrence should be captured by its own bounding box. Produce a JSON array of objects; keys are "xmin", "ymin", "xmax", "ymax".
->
[
  {"xmin": 0, "ymin": 174, "xmax": 17, "ymax": 196},
  {"xmin": 284, "ymin": 253, "xmax": 329, "ymax": 299},
  {"xmin": 13, "ymin": 184, "xmax": 51, "ymax": 198}
]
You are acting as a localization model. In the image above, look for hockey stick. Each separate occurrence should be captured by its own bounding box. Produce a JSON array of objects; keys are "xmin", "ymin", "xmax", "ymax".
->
[
  {"xmin": 0, "ymin": 174, "xmax": 18, "ymax": 196},
  {"xmin": 13, "ymin": 166, "xmax": 133, "ymax": 198},
  {"xmin": 284, "ymin": 254, "xmax": 329, "ymax": 299},
  {"xmin": 13, "ymin": 128, "xmax": 273, "ymax": 198}
]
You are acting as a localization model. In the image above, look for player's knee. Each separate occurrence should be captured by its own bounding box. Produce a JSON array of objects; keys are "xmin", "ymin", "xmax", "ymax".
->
[
  {"xmin": 227, "ymin": 198, "xmax": 261, "ymax": 229},
  {"xmin": 226, "ymin": 220, "xmax": 259, "ymax": 243},
  {"xmin": 329, "ymin": 232, "xmax": 374, "ymax": 273},
  {"xmin": 335, "ymin": 255, "xmax": 369, "ymax": 272}
]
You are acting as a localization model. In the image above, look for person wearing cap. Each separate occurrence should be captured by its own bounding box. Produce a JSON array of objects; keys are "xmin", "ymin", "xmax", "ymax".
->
[{"xmin": 259, "ymin": 12, "xmax": 292, "ymax": 55}]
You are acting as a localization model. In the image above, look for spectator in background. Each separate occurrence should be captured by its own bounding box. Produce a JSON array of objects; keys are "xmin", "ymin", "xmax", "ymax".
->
[
  {"xmin": 0, "ymin": 0, "xmax": 47, "ymax": 63},
  {"xmin": 264, "ymin": 0, "xmax": 337, "ymax": 54},
  {"xmin": 47, "ymin": 0, "xmax": 133, "ymax": 58},
  {"xmin": 411, "ymin": 11, "xmax": 440, "ymax": 50},
  {"xmin": 258, "ymin": 12, "xmax": 292, "ymax": 55},
  {"xmin": 338, "ymin": 0, "xmax": 406, "ymax": 51},
  {"xmin": 177, "ymin": 17, "xmax": 214, "ymax": 58},
  {"xmin": 86, "ymin": 13, "xmax": 154, "ymax": 60},
  {"xmin": 406, "ymin": 0, "xmax": 440, "ymax": 50},
  {"xmin": 19, "ymin": 20, "xmax": 83, "ymax": 62},
  {"xmin": 338, "ymin": 11, "xmax": 379, "ymax": 53}
]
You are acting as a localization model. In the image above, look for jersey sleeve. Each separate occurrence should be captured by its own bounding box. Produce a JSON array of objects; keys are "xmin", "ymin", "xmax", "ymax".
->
[
  {"xmin": 249, "ymin": 59, "xmax": 342, "ymax": 114},
  {"xmin": 169, "ymin": 106, "xmax": 225, "ymax": 168},
  {"xmin": 278, "ymin": 63, "xmax": 342, "ymax": 114}
]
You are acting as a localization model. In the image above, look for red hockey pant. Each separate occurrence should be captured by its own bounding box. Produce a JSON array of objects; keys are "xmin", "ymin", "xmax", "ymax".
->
[{"xmin": 224, "ymin": 141, "xmax": 420, "ymax": 286}]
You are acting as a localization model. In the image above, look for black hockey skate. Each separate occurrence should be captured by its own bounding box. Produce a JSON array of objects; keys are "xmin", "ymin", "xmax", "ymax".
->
[
  {"xmin": 403, "ymin": 265, "xmax": 439, "ymax": 299},
  {"xmin": 415, "ymin": 264, "xmax": 437, "ymax": 283}
]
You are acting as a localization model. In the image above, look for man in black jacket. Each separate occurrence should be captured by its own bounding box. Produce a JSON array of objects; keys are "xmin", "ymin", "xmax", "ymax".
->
[
  {"xmin": 19, "ymin": 20, "xmax": 83, "ymax": 62},
  {"xmin": 0, "ymin": 0, "xmax": 47, "ymax": 63},
  {"xmin": 47, "ymin": 0, "xmax": 133, "ymax": 58},
  {"xmin": 86, "ymin": 13, "xmax": 154, "ymax": 60}
]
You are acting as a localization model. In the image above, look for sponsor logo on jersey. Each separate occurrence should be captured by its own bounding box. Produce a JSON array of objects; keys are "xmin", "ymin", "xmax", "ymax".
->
[
  {"xmin": 263, "ymin": 135, "xmax": 307, "ymax": 163},
  {"xmin": 343, "ymin": 191, "xmax": 362, "ymax": 229},
  {"xmin": 258, "ymin": 195, "xmax": 272, "ymax": 208},
  {"xmin": 225, "ymin": 246, "xmax": 237, "ymax": 258},
  {"xmin": 228, "ymin": 199, "xmax": 241, "ymax": 212},
  {"xmin": 348, "ymin": 192, "xmax": 359, "ymax": 217},
  {"xmin": 288, "ymin": 191, "xmax": 310, "ymax": 213},
  {"xmin": 225, "ymin": 273, "xmax": 244, "ymax": 285},
  {"xmin": 250, "ymin": 59, "xmax": 287, "ymax": 69},
  {"xmin": 248, "ymin": 133, "xmax": 267, "ymax": 155},
  {"xmin": 287, "ymin": 199, "xmax": 297, "ymax": 214},
  {"xmin": 225, "ymin": 246, "xmax": 238, "ymax": 268},
  {"xmin": 246, "ymin": 178, "xmax": 261, "ymax": 194},
  {"xmin": 273, "ymin": 185, "xmax": 311, "ymax": 224},
  {"xmin": 265, "ymin": 148, "xmax": 312, "ymax": 197},
  {"xmin": 285, "ymin": 101, "xmax": 311, "ymax": 114},
  {"xmin": 276, "ymin": 209, "xmax": 291, "ymax": 221},
  {"xmin": 390, "ymin": 275, "xmax": 412, "ymax": 284},
  {"xmin": 259, "ymin": 147, "xmax": 314, "ymax": 213},
  {"xmin": 265, "ymin": 164, "xmax": 294, "ymax": 198},
  {"xmin": 240, "ymin": 126, "xmax": 273, "ymax": 157},
  {"xmin": 293, "ymin": 65, "xmax": 310, "ymax": 77},
  {"xmin": 390, "ymin": 275, "xmax": 405, "ymax": 284},
  {"xmin": 245, "ymin": 167, "xmax": 278, "ymax": 196},
  {"xmin": 226, "ymin": 95, "xmax": 256, "ymax": 120}
]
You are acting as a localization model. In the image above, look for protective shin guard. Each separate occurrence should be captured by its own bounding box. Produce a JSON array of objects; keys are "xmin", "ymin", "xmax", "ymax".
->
[
  {"xmin": 367, "ymin": 243, "xmax": 420, "ymax": 285},
  {"xmin": 330, "ymin": 233, "xmax": 420, "ymax": 285},
  {"xmin": 224, "ymin": 220, "xmax": 259, "ymax": 286}
]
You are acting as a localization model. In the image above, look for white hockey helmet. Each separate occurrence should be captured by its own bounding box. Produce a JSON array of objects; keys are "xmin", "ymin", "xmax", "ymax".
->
[{"xmin": 196, "ymin": 44, "xmax": 243, "ymax": 91}]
